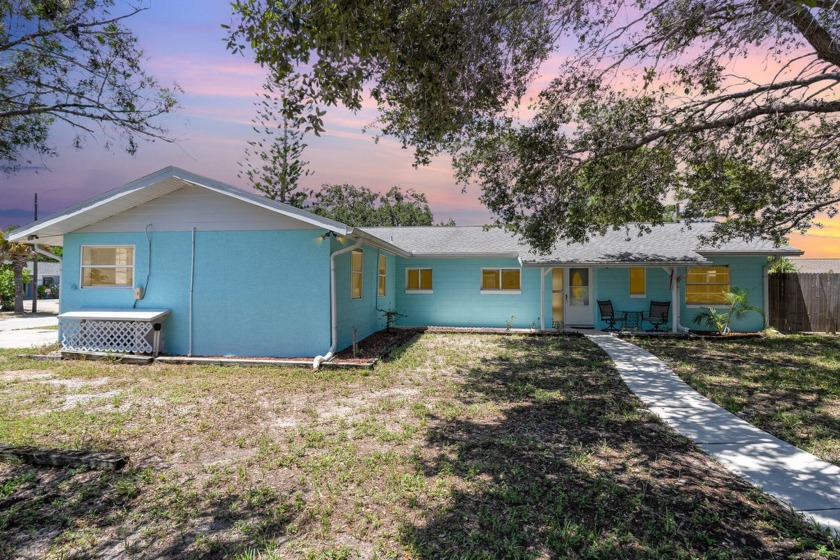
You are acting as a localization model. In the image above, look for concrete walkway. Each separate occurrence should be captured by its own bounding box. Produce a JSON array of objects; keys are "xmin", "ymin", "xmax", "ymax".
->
[{"xmin": 587, "ymin": 332, "xmax": 840, "ymax": 536}]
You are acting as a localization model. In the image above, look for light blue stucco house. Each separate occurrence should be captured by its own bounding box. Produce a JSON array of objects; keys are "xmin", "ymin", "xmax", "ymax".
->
[{"xmin": 9, "ymin": 167, "xmax": 802, "ymax": 364}]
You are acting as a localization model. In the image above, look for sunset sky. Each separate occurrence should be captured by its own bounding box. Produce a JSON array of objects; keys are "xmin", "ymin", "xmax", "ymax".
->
[{"xmin": 1, "ymin": 0, "xmax": 838, "ymax": 257}]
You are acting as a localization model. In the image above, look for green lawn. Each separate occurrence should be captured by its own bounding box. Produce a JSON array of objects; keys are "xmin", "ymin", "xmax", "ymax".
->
[
  {"xmin": 635, "ymin": 334, "xmax": 840, "ymax": 467},
  {"xmin": 0, "ymin": 334, "xmax": 837, "ymax": 559}
]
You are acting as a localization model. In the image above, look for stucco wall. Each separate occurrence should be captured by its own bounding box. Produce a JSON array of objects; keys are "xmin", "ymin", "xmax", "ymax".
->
[
  {"xmin": 393, "ymin": 257, "xmax": 543, "ymax": 328},
  {"xmin": 333, "ymin": 243, "xmax": 397, "ymax": 352},
  {"xmin": 594, "ymin": 267, "xmax": 674, "ymax": 329},
  {"xmin": 61, "ymin": 229, "xmax": 331, "ymax": 357},
  {"xmin": 679, "ymin": 256, "xmax": 767, "ymax": 333}
]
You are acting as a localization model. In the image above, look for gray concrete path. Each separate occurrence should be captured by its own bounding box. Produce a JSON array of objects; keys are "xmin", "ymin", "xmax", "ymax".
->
[
  {"xmin": 587, "ymin": 332, "xmax": 840, "ymax": 536},
  {"xmin": 0, "ymin": 299, "xmax": 59, "ymax": 348},
  {"xmin": 0, "ymin": 328, "xmax": 57, "ymax": 348}
]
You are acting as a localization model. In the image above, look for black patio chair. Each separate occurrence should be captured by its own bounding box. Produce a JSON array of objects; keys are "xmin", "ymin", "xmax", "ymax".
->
[
  {"xmin": 644, "ymin": 300, "xmax": 671, "ymax": 332},
  {"xmin": 597, "ymin": 300, "xmax": 623, "ymax": 332}
]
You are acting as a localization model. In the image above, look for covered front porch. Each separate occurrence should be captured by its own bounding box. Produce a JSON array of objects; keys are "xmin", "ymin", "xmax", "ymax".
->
[{"xmin": 535, "ymin": 264, "xmax": 687, "ymax": 334}]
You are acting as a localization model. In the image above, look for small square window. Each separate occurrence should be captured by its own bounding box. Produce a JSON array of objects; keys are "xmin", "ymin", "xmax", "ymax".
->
[
  {"xmin": 406, "ymin": 268, "xmax": 433, "ymax": 291},
  {"xmin": 81, "ymin": 245, "xmax": 134, "ymax": 288},
  {"xmin": 481, "ymin": 268, "xmax": 520, "ymax": 292}
]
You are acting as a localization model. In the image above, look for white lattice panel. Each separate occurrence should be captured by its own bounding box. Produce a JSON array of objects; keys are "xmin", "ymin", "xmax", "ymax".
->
[{"xmin": 60, "ymin": 319, "xmax": 154, "ymax": 353}]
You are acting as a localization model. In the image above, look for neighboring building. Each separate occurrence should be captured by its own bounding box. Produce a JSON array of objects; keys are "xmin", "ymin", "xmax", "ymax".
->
[
  {"xmin": 24, "ymin": 261, "xmax": 61, "ymax": 298},
  {"xmin": 790, "ymin": 258, "xmax": 840, "ymax": 274},
  {"xmin": 8, "ymin": 167, "xmax": 802, "ymax": 361}
]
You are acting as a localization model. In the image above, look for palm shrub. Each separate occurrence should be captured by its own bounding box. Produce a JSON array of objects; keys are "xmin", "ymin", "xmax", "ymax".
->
[{"xmin": 692, "ymin": 287, "xmax": 763, "ymax": 334}]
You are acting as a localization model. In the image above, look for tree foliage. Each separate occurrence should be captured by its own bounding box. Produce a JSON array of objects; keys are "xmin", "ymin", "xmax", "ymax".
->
[
  {"xmin": 0, "ymin": 227, "xmax": 32, "ymax": 313},
  {"xmin": 1, "ymin": 0, "xmax": 179, "ymax": 173},
  {"xmin": 239, "ymin": 78, "xmax": 314, "ymax": 206},
  {"xmin": 228, "ymin": 0, "xmax": 840, "ymax": 252},
  {"xmin": 767, "ymin": 256, "xmax": 799, "ymax": 274},
  {"xmin": 307, "ymin": 184, "xmax": 436, "ymax": 227}
]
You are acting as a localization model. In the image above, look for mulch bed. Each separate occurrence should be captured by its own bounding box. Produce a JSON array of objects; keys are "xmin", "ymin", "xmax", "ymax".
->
[{"xmin": 332, "ymin": 327, "xmax": 421, "ymax": 362}]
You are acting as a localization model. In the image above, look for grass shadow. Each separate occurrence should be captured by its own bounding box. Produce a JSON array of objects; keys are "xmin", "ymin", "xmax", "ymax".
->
[{"xmin": 401, "ymin": 335, "xmax": 838, "ymax": 558}]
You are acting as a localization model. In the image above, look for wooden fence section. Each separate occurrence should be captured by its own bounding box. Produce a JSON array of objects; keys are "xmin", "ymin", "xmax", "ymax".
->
[{"xmin": 769, "ymin": 273, "xmax": 840, "ymax": 332}]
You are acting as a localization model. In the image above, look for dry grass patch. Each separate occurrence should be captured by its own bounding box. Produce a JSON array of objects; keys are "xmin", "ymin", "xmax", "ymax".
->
[{"xmin": 0, "ymin": 335, "xmax": 837, "ymax": 559}]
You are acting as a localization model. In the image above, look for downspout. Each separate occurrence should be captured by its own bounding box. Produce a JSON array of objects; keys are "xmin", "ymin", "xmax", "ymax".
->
[
  {"xmin": 313, "ymin": 238, "xmax": 363, "ymax": 370},
  {"xmin": 188, "ymin": 227, "xmax": 196, "ymax": 357}
]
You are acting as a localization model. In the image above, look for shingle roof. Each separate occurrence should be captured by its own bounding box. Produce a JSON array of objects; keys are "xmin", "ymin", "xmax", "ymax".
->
[
  {"xmin": 790, "ymin": 258, "xmax": 840, "ymax": 273},
  {"xmin": 362, "ymin": 223, "xmax": 802, "ymax": 265}
]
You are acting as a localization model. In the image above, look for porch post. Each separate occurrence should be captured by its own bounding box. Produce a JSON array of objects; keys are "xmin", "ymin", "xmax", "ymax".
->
[
  {"xmin": 671, "ymin": 266, "xmax": 679, "ymax": 333},
  {"xmin": 540, "ymin": 267, "xmax": 545, "ymax": 330}
]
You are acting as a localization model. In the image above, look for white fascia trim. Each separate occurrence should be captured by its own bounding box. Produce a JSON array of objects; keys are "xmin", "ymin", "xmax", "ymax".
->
[
  {"xmin": 8, "ymin": 184, "xmax": 152, "ymax": 243},
  {"xmin": 175, "ymin": 170, "xmax": 351, "ymax": 234},
  {"xmin": 348, "ymin": 229, "xmax": 410, "ymax": 257},
  {"xmin": 520, "ymin": 260, "xmax": 704, "ymax": 268},
  {"xmin": 696, "ymin": 250, "xmax": 805, "ymax": 257},
  {"xmin": 409, "ymin": 252, "xmax": 520, "ymax": 259}
]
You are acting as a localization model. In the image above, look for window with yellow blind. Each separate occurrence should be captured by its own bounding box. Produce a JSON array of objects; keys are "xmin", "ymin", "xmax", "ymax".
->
[
  {"xmin": 480, "ymin": 268, "xmax": 521, "ymax": 292},
  {"xmin": 629, "ymin": 267, "xmax": 646, "ymax": 297},
  {"xmin": 81, "ymin": 245, "xmax": 134, "ymax": 288},
  {"xmin": 686, "ymin": 266, "xmax": 730, "ymax": 305},
  {"xmin": 406, "ymin": 268, "xmax": 433, "ymax": 292},
  {"xmin": 378, "ymin": 254, "xmax": 387, "ymax": 297},
  {"xmin": 351, "ymin": 250, "xmax": 363, "ymax": 299}
]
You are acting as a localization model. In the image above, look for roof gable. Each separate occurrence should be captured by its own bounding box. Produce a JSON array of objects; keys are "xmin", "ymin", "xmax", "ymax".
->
[{"xmin": 8, "ymin": 167, "xmax": 351, "ymax": 246}]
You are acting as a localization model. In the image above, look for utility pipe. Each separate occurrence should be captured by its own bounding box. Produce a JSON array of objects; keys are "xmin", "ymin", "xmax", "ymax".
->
[
  {"xmin": 188, "ymin": 227, "xmax": 196, "ymax": 356},
  {"xmin": 313, "ymin": 238, "xmax": 363, "ymax": 369}
]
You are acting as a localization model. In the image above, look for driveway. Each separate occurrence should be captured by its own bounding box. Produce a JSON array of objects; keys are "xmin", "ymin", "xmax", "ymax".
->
[{"xmin": 0, "ymin": 299, "xmax": 59, "ymax": 348}]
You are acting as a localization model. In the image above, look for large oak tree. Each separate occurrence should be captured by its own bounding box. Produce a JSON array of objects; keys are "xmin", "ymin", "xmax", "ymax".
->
[
  {"xmin": 1, "ymin": 0, "xmax": 179, "ymax": 173},
  {"xmin": 227, "ymin": 0, "xmax": 840, "ymax": 251}
]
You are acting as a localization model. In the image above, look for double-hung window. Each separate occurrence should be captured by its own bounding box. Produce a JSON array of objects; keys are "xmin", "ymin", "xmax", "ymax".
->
[
  {"xmin": 406, "ymin": 268, "xmax": 433, "ymax": 292},
  {"xmin": 351, "ymin": 250, "xmax": 363, "ymax": 299},
  {"xmin": 81, "ymin": 246, "xmax": 134, "ymax": 288},
  {"xmin": 480, "ymin": 268, "xmax": 521, "ymax": 293},
  {"xmin": 686, "ymin": 266, "xmax": 730, "ymax": 305},
  {"xmin": 378, "ymin": 255, "xmax": 387, "ymax": 297}
]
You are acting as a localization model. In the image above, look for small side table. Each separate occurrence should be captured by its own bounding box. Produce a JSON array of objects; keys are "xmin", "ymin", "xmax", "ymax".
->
[{"xmin": 622, "ymin": 311, "xmax": 643, "ymax": 332}]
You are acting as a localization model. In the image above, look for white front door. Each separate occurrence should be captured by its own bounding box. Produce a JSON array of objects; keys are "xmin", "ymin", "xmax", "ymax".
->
[{"xmin": 565, "ymin": 268, "xmax": 593, "ymax": 326}]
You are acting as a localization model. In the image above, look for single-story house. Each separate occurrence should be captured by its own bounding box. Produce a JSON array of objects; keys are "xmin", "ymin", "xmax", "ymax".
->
[{"xmin": 9, "ymin": 167, "xmax": 802, "ymax": 364}]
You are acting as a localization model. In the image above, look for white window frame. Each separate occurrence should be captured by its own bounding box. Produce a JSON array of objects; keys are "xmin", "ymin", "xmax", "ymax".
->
[
  {"xmin": 405, "ymin": 267, "xmax": 433, "ymax": 294},
  {"xmin": 629, "ymin": 267, "xmax": 646, "ymax": 298},
  {"xmin": 378, "ymin": 254, "xmax": 387, "ymax": 298},
  {"xmin": 351, "ymin": 249, "xmax": 363, "ymax": 300},
  {"xmin": 80, "ymin": 245, "xmax": 135, "ymax": 289},
  {"xmin": 686, "ymin": 265, "xmax": 731, "ymax": 307},
  {"xmin": 480, "ymin": 268, "xmax": 522, "ymax": 294}
]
